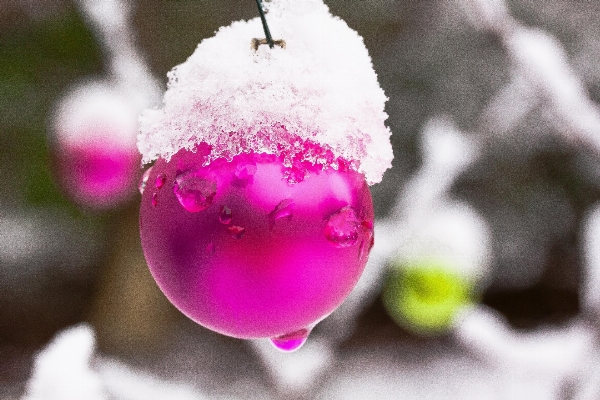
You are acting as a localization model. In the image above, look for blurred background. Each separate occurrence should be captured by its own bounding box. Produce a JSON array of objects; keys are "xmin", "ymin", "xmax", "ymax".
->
[{"xmin": 3, "ymin": 0, "xmax": 600, "ymax": 398}]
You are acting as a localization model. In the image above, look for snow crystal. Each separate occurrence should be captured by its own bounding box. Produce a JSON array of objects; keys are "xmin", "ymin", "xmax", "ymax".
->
[
  {"xmin": 138, "ymin": 0, "xmax": 392, "ymax": 184},
  {"xmin": 53, "ymin": 80, "xmax": 139, "ymax": 149}
]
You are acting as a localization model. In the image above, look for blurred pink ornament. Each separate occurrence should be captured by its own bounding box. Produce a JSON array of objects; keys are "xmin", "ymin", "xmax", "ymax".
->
[{"xmin": 51, "ymin": 82, "xmax": 140, "ymax": 210}]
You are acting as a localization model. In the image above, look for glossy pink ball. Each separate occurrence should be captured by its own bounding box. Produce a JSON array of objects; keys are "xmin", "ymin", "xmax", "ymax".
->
[
  {"xmin": 139, "ymin": 147, "xmax": 374, "ymax": 340},
  {"xmin": 55, "ymin": 140, "xmax": 140, "ymax": 210}
]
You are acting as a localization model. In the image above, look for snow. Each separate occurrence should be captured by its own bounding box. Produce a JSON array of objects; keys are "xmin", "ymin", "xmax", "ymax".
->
[
  {"xmin": 455, "ymin": 306, "xmax": 594, "ymax": 379},
  {"xmin": 74, "ymin": 0, "xmax": 162, "ymax": 112},
  {"xmin": 386, "ymin": 117, "xmax": 492, "ymax": 283},
  {"xmin": 52, "ymin": 0, "xmax": 161, "ymax": 151},
  {"xmin": 22, "ymin": 324, "xmax": 105, "ymax": 400},
  {"xmin": 462, "ymin": 0, "xmax": 600, "ymax": 152},
  {"xmin": 22, "ymin": 324, "xmax": 209, "ymax": 400},
  {"xmin": 138, "ymin": 0, "xmax": 392, "ymax": 184},
  {"xmin": 52, "ymin": 81, "xmax": 139, "ymax": 149}
]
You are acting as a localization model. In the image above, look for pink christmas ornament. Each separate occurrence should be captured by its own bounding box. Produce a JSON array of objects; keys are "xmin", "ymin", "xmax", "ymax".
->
[
  {"xmin": 138, "ymin": 0, "xmax": 392, "ymax": 349},
  {"xmin": 52, "ymin": 82, "xmax": 140, "ymax": 210},
  {"xmin": 141, "ymin": 147, "xmax": 374, "ymax": 345}
]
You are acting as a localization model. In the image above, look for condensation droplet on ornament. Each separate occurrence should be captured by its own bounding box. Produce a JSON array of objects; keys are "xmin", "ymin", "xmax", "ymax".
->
[
  {"xmin": 152, "ymin": 193, "xmax": 158, "ymax": 207},
  {"xmin": 173, "ymin": 171, "xmax": 217, "ymax": 212},
  {"xmin": 358, "ymin": 225, "xmax": 374, "ymax": 261},
  {"xmin": 228, "ymin": 225, "xmax": 245, "ymax": 239},
  {"xmin": 270, "ymin": 328, "xmax": 311, "ymax": 352},
  {"xmin": 233, "ymin": 160, "xmax": 257, "ymax": 186},
  {"xmin": 219, "ymin": 205, "xmax": 232, "ymax": 224},
  {"xmin": 139, "ymin": 167, "xmax": 153, "ymax": 195},
  {"xmin": 155, "ymin": 173, "xmax": 167, "ymax": 189},
  {"xmin": 206, "ymin": 242, "xmax": 215, "ymax": 254},
  {"xmin": 268, "ymin": 199, "xmax": 295, "ymax": 229},
  {"xmin": 323, "ymin": 206, "xmax": 361, "ymax": 248}
]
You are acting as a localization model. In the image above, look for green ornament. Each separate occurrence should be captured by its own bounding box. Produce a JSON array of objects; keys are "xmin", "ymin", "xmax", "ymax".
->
[{"xmin": 382, "ymin": 260, "xmax": 474, "ymax": 335}]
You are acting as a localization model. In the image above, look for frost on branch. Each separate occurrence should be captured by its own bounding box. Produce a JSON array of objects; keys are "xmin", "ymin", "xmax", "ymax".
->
[
  {"xmin": 22, "ymin": 325, "xmax": 207, "ymax": 400},
  {"xmin": 23, "ymin": 324, "xmax": 105, "ymax": 400},
  {"xmin": 138, "ymin": 0, "xmax": 393, "ymax": 185}
]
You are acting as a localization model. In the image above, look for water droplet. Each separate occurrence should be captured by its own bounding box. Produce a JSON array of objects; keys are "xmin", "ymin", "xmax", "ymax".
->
[
  {"xmin": 228, "ymin": 225, "xmax": 246, "ymax": 239},
  {"xmin": 173, "ymin": 171, "xmax": 217, "ymax": 212},
  {"xmin": 205, "ymin": 242, "xmax": 215, "ymax": 254},
  {"xmin": 152, "ymin": 193, "xmax": 158, "ymax": 207},
  {"xmin": 323, "ymin": 206, "xmax": 361, "ymax": 248},
  {"xmin": 268, "ymin": 199, "xmax": 295, "ymax": 229},
  {"xmin": 219, "ymin": 206, "xmax": 232, "ymax": 224},
  {"xmin": 270, "ymin": 328, "xmax": 310, "ymax": 352},
  {"xmin": 361, "ymin": 220, "xmax": 374, "ymax": 231},
  {"xmin": 233, "ymin": 160, "xmax": 257, "ymax": 187},
  {"xmin": 155, "ymin": 173, "xmax": 167, "ymax": 189},
  {"xmin": 139, "ymin": 167, "xmax": 153, "ymax": 194},
  {"xmin": 234, "ymin": 161, "xmax": 257, "ymax": 180},
  {"xmin": 358, "ymin": 226, "xmax": 374, "ymax": 262}
]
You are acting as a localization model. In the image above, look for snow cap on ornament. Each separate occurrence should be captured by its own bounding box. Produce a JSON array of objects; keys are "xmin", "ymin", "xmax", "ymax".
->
[
  {"xmin": 138, "ymin": 0, "xmax": 393, "ymax": 185},
  {"xmin": 53, "ymin": 81, "xmax": 138, "ymax": 151}
]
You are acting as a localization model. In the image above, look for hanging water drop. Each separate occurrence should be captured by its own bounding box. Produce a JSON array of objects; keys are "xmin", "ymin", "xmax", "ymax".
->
[
  {"xmin": 219, "ymin": 206, "xmax": 232, "ymax": 224},
  {"xmin": 173, "ymin": 171, "xmax": 217, "ymax": 212},
  {"xmin": 152, "ymin": 193, "xmax": 158, "ymax": 207},
  {"xmin": 269, "ymin": 328, "xmax": 310, "ymax": 352},
  {"xmin": 228, "ymin": 225, "xmax": 246, "ymax": 239},
  {"xmin": 268, "ymin": 199, "xmax": 295, "ymax": 229},
  {"xmin": 155, "ymin": 173, "xmax": 167, "ymax": 189},
  {"xmin": 323, "ymin": 206, "xmax": 361, "ymax": 248},
  {"xmin": 139, "ymin": 167, "xmax": 153, "ymax": 195}
]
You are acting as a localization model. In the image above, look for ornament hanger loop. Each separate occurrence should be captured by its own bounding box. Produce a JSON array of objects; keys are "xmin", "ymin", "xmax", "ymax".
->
[{"xmin": 252, "ymin": 0, "xmax": 286, "ymax": 50}]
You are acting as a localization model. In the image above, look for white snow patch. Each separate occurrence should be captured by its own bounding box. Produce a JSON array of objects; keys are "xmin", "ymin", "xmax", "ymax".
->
[
  {"xmin": 387, "ymin": 117, "xmax": 492, "ymax": 282},
  {"xmin": 22, "ymin": 324, "xmax": 209, "ymax": 400},
  {"xmin": 138, "ymin": 0, "xmax": 392, "ymax": 184},
  {"xmin": 22, "ymin": 324, "xmax": 105, "ymax": 400},
  {"xmin": 455, "ymin": 306, "xmax": 594, "ymax": 378},
  {"xmin": 53, "ymin": 81, "xmax": 139, "ymax": 150}
]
